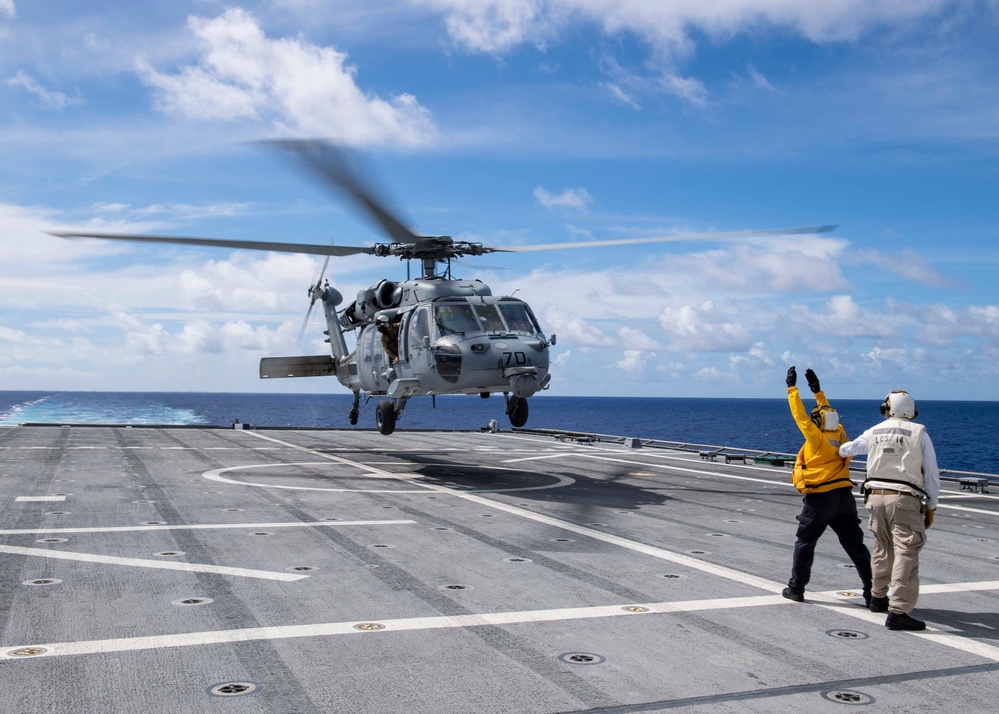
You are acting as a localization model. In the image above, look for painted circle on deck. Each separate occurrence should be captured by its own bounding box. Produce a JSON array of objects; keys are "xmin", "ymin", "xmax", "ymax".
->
[{"xmin": 202, "ymin": 462, "xmax": 574, "ymax": 494}]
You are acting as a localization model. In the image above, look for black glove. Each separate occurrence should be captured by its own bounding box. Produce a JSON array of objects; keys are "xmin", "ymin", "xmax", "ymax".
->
[
  {"xmin": 786, "ymin": 366, "xmax": 796, "ymax": 388},
  {"xmin": 805, "ymin": 369, "xmax": 820, "ymax": 393}
]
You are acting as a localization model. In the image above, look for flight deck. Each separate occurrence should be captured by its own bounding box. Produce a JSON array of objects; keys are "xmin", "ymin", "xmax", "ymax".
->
[{"xmin": 1, "ymin": 425, "xmax": 997, "ymax": 713}]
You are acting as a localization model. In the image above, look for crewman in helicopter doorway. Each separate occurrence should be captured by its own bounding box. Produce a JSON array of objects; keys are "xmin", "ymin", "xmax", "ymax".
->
[
  {"xmin": 377, "ymin": 314, "xmax": 401, "ymax": 363},
  {"xmin": 782, "ymin": 367, "xmax": 873, "ymax": 606}
]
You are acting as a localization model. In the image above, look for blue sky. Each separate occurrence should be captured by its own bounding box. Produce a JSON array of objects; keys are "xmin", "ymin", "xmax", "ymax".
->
[{"xmin": 1, "ymin": 1, "xmax": 998, "ymax": 400}]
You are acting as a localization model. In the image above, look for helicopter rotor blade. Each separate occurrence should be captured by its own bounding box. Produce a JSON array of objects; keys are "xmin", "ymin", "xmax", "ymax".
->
[
  {"xmin": 264, "ymin": 139, "xmax": 421, "ymax": 246},
  {"xmin": 298, "ymin": 252, "xmax": 332, "ymax": 344},
  {"xmin": 486, "ymin": 224, "xmax": 838, "ymax": 253},
  {"xmin": 51, "ymin": 231, "xmax": 375, "ymax": 257}
]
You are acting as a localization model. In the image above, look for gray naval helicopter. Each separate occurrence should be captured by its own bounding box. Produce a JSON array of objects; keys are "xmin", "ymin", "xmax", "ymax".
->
[{"xmin": 56, "ymin": 140, "xmax": 835, "ymax": 435}]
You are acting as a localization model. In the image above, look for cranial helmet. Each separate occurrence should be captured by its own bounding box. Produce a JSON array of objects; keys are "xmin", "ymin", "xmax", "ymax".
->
[
  {"xmin": 810, "ymin": 405, "xmax": 840, "ymax": 432},
  {"xmin": 880, "ymin": 390, "xmax": 917, "ymax": 419},
  {"xmin": 376, "ymin": 314, "xmax": 389, "ymax": 324}
]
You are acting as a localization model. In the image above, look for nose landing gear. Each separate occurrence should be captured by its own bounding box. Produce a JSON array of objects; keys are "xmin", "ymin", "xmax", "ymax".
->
[
  {"xmin": 505, "ymin": 394, "xmax": 529, "ymax": 428},
  {"xmin": 375, "ymin": 397, "xmax": 408, "ymax": 435}
]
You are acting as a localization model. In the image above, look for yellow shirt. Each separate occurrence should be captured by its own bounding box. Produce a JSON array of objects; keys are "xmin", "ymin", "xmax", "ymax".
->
[{"xmin": 788, "ymin": 387, "xmax": 854, "ymax": 494}]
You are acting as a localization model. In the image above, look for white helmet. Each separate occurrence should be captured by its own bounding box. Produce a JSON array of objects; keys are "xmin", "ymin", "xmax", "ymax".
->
[
  {"xmin": 880, "ymin": 390, "xmax": 917, "ymax": 419},
  {"xmin": 810, "ymin": 405, "xmax": 840, "ymax": 432}
]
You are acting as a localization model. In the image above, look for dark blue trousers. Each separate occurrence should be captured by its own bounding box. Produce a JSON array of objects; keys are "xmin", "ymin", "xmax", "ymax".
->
[{"xmin": 788, "ymin": 488, "xmax": 873, "ymax": 592}]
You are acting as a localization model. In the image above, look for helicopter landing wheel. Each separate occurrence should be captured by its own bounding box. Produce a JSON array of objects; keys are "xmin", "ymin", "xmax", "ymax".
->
[
  {"xmin": 508, "ymin": 397, "xmax": 529, "ymax": 428},
  {"xmin": 348, "ymin": 409, "xmax": 359, "ymax": 425},
  {"xmin": 375, "ymin": 400, "xmax": 397, "ymax": 435}
]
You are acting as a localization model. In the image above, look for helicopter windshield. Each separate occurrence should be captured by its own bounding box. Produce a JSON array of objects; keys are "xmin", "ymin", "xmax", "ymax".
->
[
  {"xmin": 436, "ymin": 303, "xmax": 479, "ymax": 334},
  {"xmin": 435, "ymin": 299, "xmax": 541, "ymax": 335},
  {"xmin": 472, "ymin": 303, "xmax": 506, "ymax": 332},
  {"xmin": 497, "ymin": 301, "xmax": 539, "ymax": 333}
]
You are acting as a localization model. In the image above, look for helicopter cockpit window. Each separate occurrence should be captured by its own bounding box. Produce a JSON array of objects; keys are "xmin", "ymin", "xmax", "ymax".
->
[
  {"xmin": 497, "ymin": 302, "xmax": 538, "ymax": 333},
  {"xmin": 472, "ymin": 303, "xmax": 506, "ymax": 332},
  {"xmin": 436, "ymin": 302, "xmax": 478, "ymax": 334}
]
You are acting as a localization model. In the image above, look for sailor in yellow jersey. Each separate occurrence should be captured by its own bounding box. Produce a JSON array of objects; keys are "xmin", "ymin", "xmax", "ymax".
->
[{"xmin": 783, "ymin": 367, "xmax": 872, "ymax": 605}]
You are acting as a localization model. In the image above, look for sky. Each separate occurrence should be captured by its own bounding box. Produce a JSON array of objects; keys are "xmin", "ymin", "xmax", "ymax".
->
[{"xmin": 1, "ymin": 0, "xmax": 998, "ymax": 400}]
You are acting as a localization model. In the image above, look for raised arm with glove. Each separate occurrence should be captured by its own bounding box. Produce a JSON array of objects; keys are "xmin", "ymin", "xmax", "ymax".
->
[{"xmin": 805, "ymin": 368, "xmax": 820, "ymax": 394}]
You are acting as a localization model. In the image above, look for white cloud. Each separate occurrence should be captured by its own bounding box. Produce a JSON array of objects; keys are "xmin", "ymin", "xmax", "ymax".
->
[
  {"xmin": 177, "ymin": 252, "xmax": 319, "ymax": 313},
  {"xmin": 541, "ymin": 309, "xmax": 614, "ymax": 348},
  {"xmin": 6, "ymin": 71, "xmax": 79, "ymax": 109},
  {"xmin": 847, "ymin": 247, "xmax": 949, "ymax": 287},
  {"xmin": 785, "ymin": 294, "xmax": 891, "ymax": 339},
  {"xmin": 420, "ymin": 1, "xmax": 955, "ymax": 53},
  {"xmin": 533, "ymin": 186, "xmax": 593, "ymax": 210},
  {"xmin": 416, "ymin": 0, "xmax": 957, "ymax": 107},
  {"xmin": 137, "ymin": 8, "xmax": 438, "ymax": 147},
  {"xmin": 745, "ymin": 65, "xmax": 776, "ymax": 92},
  {"xmin": 646, "ymin": 235, "xmax": 851, "ymax": 296},
  {"xmin": 421, "ymin": 0, "xmax": 548, "ymax": 53},
  {"xmin": 600, "ymin": 81, "xmax": 641, "ymax": 109},
  {"xmin": 0, "ymin": 325, "xmax": 28, "ymax": 343},
  {"xmin": 658, "ymin": 300, "xmax": 754, "ymax": 352},
  {"xmin": 87, "ymin": 200, "xmax": 255, "ymax": 222},
  {"xmin": 618, "ymin": 325, "xmax": 658, "ymax": 350},
  {"xmin": 616, "ymin": 348, "xmax": 657, "ymax": 376},
  {"xmin": 0, "ymin": 1, "xmax": 14, "ymax": 20}
]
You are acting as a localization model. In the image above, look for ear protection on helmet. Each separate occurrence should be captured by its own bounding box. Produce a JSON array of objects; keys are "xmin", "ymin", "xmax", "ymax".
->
[
  {"xmin": 880, "ymin": 390, "xmax": 918, "ymax": 419},
  {"xmin": 810, "ymin": 405, "xmax": 840, "ymax": 432}
]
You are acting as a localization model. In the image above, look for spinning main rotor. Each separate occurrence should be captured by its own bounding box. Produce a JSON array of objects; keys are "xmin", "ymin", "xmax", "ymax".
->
[{"xmin": 52, "ymin": 139, "xmax": 836, "ymax": 279}]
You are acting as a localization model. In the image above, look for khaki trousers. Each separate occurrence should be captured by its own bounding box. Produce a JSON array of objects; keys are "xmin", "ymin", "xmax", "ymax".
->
[{"xmin": 867, "ymin": 492, "xmax": 926, "ymax": 614}]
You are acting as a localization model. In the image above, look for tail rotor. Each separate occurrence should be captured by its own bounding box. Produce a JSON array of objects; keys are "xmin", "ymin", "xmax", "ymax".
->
[{"xmin": 298, "ymin": 252, "xmax": 332, "ymax": 345}]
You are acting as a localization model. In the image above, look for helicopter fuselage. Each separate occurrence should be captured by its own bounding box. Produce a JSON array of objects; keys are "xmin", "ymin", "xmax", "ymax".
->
[{"xmin": 325, "ymin": 278, "xmax": 552, "ymax": 403}]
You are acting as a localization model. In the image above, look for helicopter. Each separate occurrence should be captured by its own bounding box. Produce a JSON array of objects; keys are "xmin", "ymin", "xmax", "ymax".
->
[{"xmin": 54, "ymin": 140, "xmax": 836, "ymax": 435}]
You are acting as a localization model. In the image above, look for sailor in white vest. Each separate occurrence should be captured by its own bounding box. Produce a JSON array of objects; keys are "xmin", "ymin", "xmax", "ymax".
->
[{"xmin": 838, "ymin": 390, "xmax": 940, "ymax": 631}]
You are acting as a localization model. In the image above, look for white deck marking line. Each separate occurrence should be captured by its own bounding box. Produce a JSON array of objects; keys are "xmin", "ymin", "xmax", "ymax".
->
[
  {"xmin": 0, "ymin": 545, "xmax": 307, "ymax": 582},
  {"xmin": 8, "ymin": 583, "xmax": 999, "ymax": 661},
  {"xmin": 574, "ymin": 452, "xmax": 795, "ymax": 488},
  {"xmin": 502, "ymin": 453, "xmax": 580, "ymax": 463},
  {"xmin": 0, "ymin": 594, "xmax": 781, "ymax": 659},
  {"xmin": 0, "ymin": 520, "xmax": 415, "ymax": 535},
  {"xmin": 920, "ymin": 580, "xmax": 999, "ymax": 594},
  {"xmin": 205, "ymin": 463, "xmax": 574, "ymax": 494},
  {"xmin": 15, "ymin": 496, "xmax": 66, "ymax": 502},
  {"xmin": 939, "ymin": 490, "xmax": 999, "ymax": 499}
]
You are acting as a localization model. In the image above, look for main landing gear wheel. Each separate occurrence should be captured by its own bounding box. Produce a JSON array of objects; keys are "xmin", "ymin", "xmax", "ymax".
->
[
  {"xmin": 508, "ymin": 397, "xmax": 529, "ymax": 428},
  {"xmin": 375, "ymin": 400, "xmax": 397, "ymax": 435},
  {"xmin": 348, "ymin": 392, "xmax": 360, "ymax": 425}
]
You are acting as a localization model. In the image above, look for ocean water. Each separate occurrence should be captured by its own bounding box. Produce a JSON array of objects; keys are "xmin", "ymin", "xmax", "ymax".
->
[{"xmin": 1, "ymin": 390, "xmax": 996, "ymax": 475}]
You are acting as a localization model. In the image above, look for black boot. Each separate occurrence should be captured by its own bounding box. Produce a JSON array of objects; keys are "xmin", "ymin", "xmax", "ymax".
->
[
  {"xmin": 782, "ymin": 587, "xmax": 804, "ymax": 602},
  {"xmin": 885, "ymin": 612, "xmax": 926, "ymax": 631},
  {"xmin": 869, "ymin": 595, "xmax": 889, "ymax": 613}
]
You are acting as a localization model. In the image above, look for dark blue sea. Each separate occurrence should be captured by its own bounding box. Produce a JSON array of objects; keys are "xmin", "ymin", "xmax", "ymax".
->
[{"xmin": 1, "ymin": 391, "xmax": 996, "ymax": 475}]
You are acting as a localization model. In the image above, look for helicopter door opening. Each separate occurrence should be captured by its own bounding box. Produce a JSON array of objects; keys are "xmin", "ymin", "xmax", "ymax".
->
[{"xmin": 406, "ymin": 306, "xmax": 431, "ymax": 364}]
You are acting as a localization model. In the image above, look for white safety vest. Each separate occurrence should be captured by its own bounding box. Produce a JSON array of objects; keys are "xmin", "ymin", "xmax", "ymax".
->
[{"xmin": 865, "ymin": 418, "xmax": 926, "ymax": 492}]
